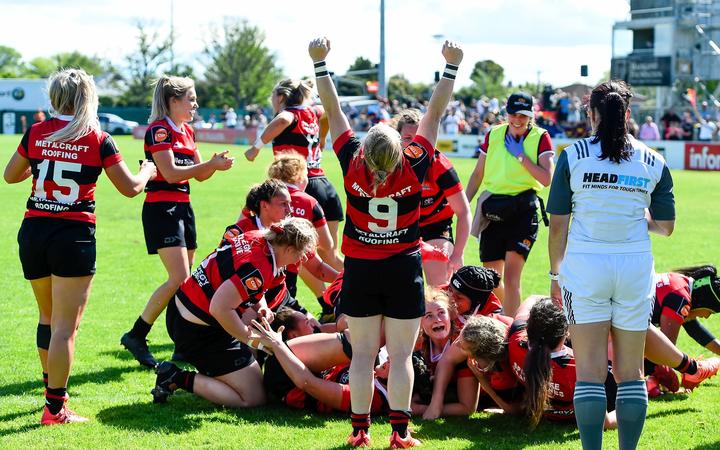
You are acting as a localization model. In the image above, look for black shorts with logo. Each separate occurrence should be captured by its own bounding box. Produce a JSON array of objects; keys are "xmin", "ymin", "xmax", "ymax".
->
[
  {"xmin": 18, "ymin": 217, "xmax": 96, "ymax": 279},
  {"xmin": 166, "ymin": 298, "xmax": 255, "ymax": 377},
  {"xmin": 339, "ymin": 251, "xmax": 424, "ymax": 319},
  {"xmin": 306, "ymin": 176, "xmax": 344, "ymax": 222},
  {"xmin": 142, "ymin": 202, "xmax": 197, "ymax": 254},
  {"xmin": 480, "ymin": 207, "xmax": 538, "ymax": 262},
  {"xmin": 419, "ymin": 219, "xmax": 454, "ymax": 244}
]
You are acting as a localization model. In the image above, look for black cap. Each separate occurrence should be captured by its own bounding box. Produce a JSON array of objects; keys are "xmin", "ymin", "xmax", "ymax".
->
[
  {"xmin": 449, "ymin": 266, "xmax": 500, "ymax": 309},
  {"xmin": 506, "ymin": 92, "xmax": 534, "ymax": 117}
]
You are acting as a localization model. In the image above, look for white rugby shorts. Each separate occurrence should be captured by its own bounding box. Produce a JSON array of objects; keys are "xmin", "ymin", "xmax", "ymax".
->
[{"xmin": 559, "ymin": 252, "xmax": 654, "ymax": 331}]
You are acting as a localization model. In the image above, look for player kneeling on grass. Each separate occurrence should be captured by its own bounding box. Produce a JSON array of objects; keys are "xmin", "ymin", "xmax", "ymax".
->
[
  {"xmin": 644, "ymin": 265, "xmax": 720, "ymax": 393},
  {"xmin": 151, "ymin": 217, "xmax": 317, "ymax": 408}
]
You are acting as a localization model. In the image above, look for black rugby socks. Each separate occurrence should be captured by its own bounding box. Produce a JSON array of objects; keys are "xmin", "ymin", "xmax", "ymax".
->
[
  {"xmin": 42, "ymin": 372, "xmax": 48, "ymax": 389},
  {"xmin": 351, "ymin": 412, "xmax": 370, "ymax": 436},
  {"xmin": 45, "ymin": 387, "xmax": 67, "ymax": 415},
  {"xmin": 130, "ymin": 316, "xmax": 152, "ymax": 339},
  {"xmin": 674, "ymin": 354, "xmax": 698, "ymax": 375},
  {"xmin": 389, "ymin": 409, "xmax": 412, "ymax": 438}
]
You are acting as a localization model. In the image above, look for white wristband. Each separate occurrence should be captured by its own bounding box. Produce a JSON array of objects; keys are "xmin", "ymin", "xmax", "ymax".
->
[
  {"xmin": 254, "ymin": 137, "xmax": 264, "ymax": 149},
  {"xmin": 549, "ymin": 271, "xmax": 560, "ymax": 281}
]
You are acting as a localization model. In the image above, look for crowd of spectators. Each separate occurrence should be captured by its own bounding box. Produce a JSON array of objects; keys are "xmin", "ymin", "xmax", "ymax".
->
[
  {"xmin": 342, "ymin": 88, "xmax": 590, "ymax": 140},
  {"xmin": 192, "ymin": 104, "xmax": 269, "ymax": 131},
  {"xmin": 188, "ymin": 89, "xmax": 720, "ymax": 144}
]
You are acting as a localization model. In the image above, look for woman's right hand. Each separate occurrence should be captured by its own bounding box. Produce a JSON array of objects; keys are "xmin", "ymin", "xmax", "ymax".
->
[
  {"xmin": 309, "ymin": 37, "xmax": 331, "ymax": 62},
  {"xmin": 441, "ymin": 41, "xmax": 463, "ymax": 66},
  {"xmin": 244, "ymin": 147, "xmax": 260, "ymax": 162},
  {"xmin": 210, "ymin": 150, "xmax": 235, "ymax": 171},
  {"xmin": 422, "ymin": 401, "xmax": 443, "ymax": 421}
]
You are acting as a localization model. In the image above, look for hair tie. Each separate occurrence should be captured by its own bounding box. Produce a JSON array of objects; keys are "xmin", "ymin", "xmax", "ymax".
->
[{"xmin": 270, "ymin": 224, "xmax": 284, "ymax": 235}]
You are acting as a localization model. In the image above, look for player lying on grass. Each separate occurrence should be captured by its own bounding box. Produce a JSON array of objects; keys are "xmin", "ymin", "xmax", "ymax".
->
[{"xmin": 151, "ymin": 217, "xmax": 316, "ymax": 408}]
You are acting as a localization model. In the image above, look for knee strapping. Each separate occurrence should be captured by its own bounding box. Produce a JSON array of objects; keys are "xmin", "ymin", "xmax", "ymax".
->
[{"xmin": 36, "ymin": 323, "xmax": 51, "ymax": 350}]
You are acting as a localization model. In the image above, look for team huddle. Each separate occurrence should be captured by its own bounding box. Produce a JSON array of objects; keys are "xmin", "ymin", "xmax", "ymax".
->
[{"xmin": 5, "ymin": 37, "xmax": 720, "ymax": 450}]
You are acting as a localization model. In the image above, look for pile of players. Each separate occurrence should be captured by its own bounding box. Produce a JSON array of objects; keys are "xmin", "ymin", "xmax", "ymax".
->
[{"xmin": 6, "ymin": 36, "xmax": 720, "ymax": 450}]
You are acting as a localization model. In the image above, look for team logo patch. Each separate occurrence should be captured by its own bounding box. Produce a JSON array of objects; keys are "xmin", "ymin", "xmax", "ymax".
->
[
  {"xmin": 403, "ymin": 144, "xmax": 424, "ymax": 159},
  {"xmin": 154, "ymin": 128, "xmax": 168, "ymax": 143},
  {"xmin": 244, "ymin": 276, "xmax": 262, "ymax": 291}
]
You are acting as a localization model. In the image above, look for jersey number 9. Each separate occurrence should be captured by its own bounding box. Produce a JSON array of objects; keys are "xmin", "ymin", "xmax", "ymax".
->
[{"xmin": 368, "ymin": 197, "xmax": 398, "ymax": 233}]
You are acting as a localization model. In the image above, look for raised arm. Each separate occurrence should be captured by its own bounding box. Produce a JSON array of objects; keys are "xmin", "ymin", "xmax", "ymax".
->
[
  {"xmin": 308, "ymin": 38, "xmax": 351, "ymax": 142},
  {"xmin": 416, "ymin": 41, "xmax": 464, "ymax": 148}
]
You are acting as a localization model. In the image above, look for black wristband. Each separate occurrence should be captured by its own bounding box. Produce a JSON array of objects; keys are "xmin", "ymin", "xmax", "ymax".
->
[
  {"xmin": 314, "ymin": 60, "xmax": 329, "ymax": 78},
  {"xmin": 442, "ymin": 63, "xmax": 458, "ymax": 80}
]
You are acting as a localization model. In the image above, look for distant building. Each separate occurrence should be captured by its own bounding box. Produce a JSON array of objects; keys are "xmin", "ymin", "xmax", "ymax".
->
[
  {"xmin": 612, "ymin": 0, "xmax": 720, "ymax": 111},
  {"xmin": 612, "ymin": 0, "xmax": 720, "ymax": 85}
]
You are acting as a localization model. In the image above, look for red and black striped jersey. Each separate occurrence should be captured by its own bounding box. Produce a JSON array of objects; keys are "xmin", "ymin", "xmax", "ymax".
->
[
  {"xmin": 272, "ymin": 106, "xmax": 325, "ymax": 177},
  {"xmin": 176, "ymin": 231, "xmax": 278, "ymax": 326},
  {"xmin": 420, "ymin": 150, "xmax": 463, "ymax": 228},
  {"xmin": 220, "ymin": 214, "xmax": 314, "ymax": 310},
  {"xmin": 17, "ymin": 117, "xmax": 122, "ymax": 224},
  {"xmin": 288, "ymin": 184, "xmax": 326, "ymax": 228},
  {"xmin": 333, "ymin": 130, "xmax": 432, "ymax": 260},
  {"xmin": 652, "ymin": 272, "xmax": 693, "ymax": 325},
  {"xmin": 507, "ymin": 319, "xmax": 576, "ymax": 420},
  {"xmin": 284, "ymin": 362, "xmax": 387, "ymax": 414},
  {"xmin": 144, "ymin": 117, "xmax": 197, "ymax": 203}
]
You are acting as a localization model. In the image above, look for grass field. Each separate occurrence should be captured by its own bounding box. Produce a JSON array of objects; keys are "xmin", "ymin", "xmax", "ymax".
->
[{"xmin": 0, "ymin": 134, "xmax": 719, "ymax": 449}]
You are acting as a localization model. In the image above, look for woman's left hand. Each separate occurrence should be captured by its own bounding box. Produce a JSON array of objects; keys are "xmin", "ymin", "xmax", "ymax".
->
[
  {"xmin": 251, "ymin": 317, "xmax": 284, "ymax": 350},
  {"xmin": 550, "ymin": 280, "xmax": 562, "ymax": 309}
]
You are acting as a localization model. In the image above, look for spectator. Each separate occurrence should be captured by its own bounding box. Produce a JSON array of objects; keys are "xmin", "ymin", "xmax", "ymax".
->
[
  {"xmin": 225, "ymin": 107, "xmax": 238, "ymax": 129},
  {"xmin": 33, "ymin": 109, "xmax": 46, "ymax": 123},
  {"xmin": 693, "ymin": 102, "xmax": 718, "ymax": 142},
  {"xmin": 638, "ymin": 116, "xmax": 661, "ymax": 141}
]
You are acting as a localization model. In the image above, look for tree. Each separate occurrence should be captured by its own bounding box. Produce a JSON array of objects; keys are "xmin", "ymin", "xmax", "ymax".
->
[
  {"xmin": 346, "ymin": 56, "xmax": 376, "ymax": 82},
  {"xmin": 203, "ymin": 18, "xmax": 281, "ymax": 108},
  {"xmin": 387, "ymin": 74, "xmax": 432, "ymax": 102},
  {"xmin": 467, "ymin": 59, "xmax": 510, "ymax": 99},
  {"xmin": 0, "ymin": 46, "xmax": 23, "ymax": 77},
  {"xmin": 118, "ymin": 22, "xmax": 171, "ymax": 106},
  {"xmin": 24, "ymin": 52, "xmax": 110, "ymax": 78}
]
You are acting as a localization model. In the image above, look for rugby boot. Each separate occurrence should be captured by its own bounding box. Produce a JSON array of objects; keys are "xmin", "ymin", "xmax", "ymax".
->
[
  {"xmin": 40, "ymin": 404, "xmax": 89, "ymax": 425},
  {"xmin": 151, "ymin": 361, "xmax": 181, "ymax": 403},
  {"xmin": 681, "ymin": 357, "xmax": 720, "ymax": 390},
  {"xmin": 346, "ymin": 430, "xmax": 371, "ymax": 448},
  {"xmin": 389, "ymin": 431, "xmax": 422, "ymax": 448},
  {"xmin": 645, "ymin": 376, "xmax": 661, "ymax": 398},
  {"xmin": 121, "ymin": 332, "xmax": 158, "ymax": 369},
  {"xmin": 652, "ymin": 364, "xmax": 680, "ymax": 393}
]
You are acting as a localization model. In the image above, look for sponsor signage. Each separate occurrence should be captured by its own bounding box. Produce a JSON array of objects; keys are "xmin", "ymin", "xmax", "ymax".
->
[
  {"xmin": 685, "ymin": 142, "xmax": 720, "ymax": 171},
  {"xmin": 0, "ymin": 79, "xmax": 49, "ymax": 110},
  {"xmin": 611, "ymin": 56, "xmax": 672, "ymax": 86}
]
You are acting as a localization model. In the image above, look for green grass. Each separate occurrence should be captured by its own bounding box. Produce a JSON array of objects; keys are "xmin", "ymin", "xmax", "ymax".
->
[{"xmin": 0, "ymin": 135, "xmax": 719, "ymax": 449}]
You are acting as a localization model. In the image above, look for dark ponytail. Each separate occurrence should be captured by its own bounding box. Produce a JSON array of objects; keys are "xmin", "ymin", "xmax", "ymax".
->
[
  {"xmin": 524, "ymin": 298, "xmax": 568, "ymax": 429},
  {"xmin": 589, "ymin": 80, "xmax": 633, "ymax": 163}
]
